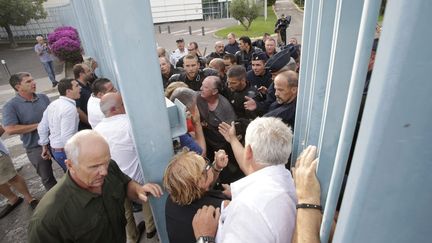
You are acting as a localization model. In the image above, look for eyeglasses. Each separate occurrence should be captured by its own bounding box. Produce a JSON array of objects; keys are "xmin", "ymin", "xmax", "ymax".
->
[{"xmin": 202, "ymin": 157, "xmax": 214, "ymax": 178}]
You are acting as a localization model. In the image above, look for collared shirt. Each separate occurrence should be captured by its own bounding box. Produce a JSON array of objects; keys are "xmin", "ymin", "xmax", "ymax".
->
[
  {"xmin": 28, "ymin": 160, "xmax": 131, "ymax": 243},
  {"xmin": 170, "ymin": 48, "xmax": 188, "ymax": 66},
  {"xmin": 34, "ymin": 43, "xmax": 53, "ymax": 63},
  {"xmin": 216, "ymin": 165, "xmax": 297, "ymax": 243},
  {"xmin": 87, "ymin": 95, "xmax": 104, "ymax": 128},
  {"xmin": 3, "ymin": 93, "xmax": 50, "ymax": 149},
  {"xmin": 94, "ymin": 114, "xmax": 144, "ymax": 184},
  {"xmin": 38, "ymin": 96, "xmax": 78, "ymax": 148}
]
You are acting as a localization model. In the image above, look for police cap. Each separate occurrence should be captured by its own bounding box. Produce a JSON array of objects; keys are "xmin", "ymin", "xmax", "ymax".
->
[
  {"xmin": 252, "ymin": 51, "xmax": 268, "ymax": 62},
  {"xmin": 265, "ymin": 48, "xmax": 291, "ymax": 72}
]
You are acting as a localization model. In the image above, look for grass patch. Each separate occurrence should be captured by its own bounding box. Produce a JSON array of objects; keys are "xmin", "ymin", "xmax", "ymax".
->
[{"xmin": 215, "ymin": 6, "xmax": 278, "ymax": 39}]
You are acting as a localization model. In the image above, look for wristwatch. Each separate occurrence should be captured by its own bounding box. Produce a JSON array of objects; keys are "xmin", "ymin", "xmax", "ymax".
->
[{"xmin": 196, "ymin": 236, "xmax": 216, "ymax": 243}]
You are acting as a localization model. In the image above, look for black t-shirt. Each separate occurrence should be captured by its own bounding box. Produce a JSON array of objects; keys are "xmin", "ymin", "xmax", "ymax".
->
[{"xmin": 165, "ymin": 190, "xmax": 228, "ymax": 243}]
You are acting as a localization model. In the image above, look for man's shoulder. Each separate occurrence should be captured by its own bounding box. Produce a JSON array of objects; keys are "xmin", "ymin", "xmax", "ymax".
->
[
  {"xmin": 36, "ymin": 93, "xmax": 50, "ymax": 102},
  {"xmin": 3, "ymin": 95, "xmax": 20, "ymax": 108},
  {"xmin": 246, "ymin": 70, "xmax": 256, "ymax": 78},
  {"xmin": 32, "ymin": 179, "xmax": 69, "ymax": 220}
]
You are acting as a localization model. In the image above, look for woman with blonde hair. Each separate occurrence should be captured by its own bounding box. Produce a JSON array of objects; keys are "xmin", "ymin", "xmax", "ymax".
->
[{"xmin": 164, "ymin": 150, "xmax": 229, "ymax": 243}]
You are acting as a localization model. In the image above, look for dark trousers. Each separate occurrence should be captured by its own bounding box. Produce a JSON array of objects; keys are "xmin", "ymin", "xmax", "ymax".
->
[{"xmin": 26, "ymin": 146, "xmax": 57, "ymax": 191}]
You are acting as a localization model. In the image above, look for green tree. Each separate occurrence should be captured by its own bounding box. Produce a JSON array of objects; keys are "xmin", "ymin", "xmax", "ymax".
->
[
  {"xmin": 230, "ymin": 0, "xmax": 260, "ymax": 31},
  {"xmin": 0, "ymin": 0, "xmax": 47, "ymax": 48}
]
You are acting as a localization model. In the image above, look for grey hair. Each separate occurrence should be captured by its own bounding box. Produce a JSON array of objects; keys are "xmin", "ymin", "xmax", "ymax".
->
[
  {"xmin": 170, "ymin": 87, "xmax": 197, "ymax": 110},
  {"xmin": 99, "ymin": 95, "xmax": 118, "ymax": 116},
  {"xmin": 245, "ymin": 117, "xmax": 293, "ymax": 166},
  {"xmin": 65, "ymin": 130, "xmax": 108, "ymax": 165}
]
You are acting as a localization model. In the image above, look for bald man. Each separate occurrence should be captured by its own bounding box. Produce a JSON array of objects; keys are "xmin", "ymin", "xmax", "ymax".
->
[
  {"xmin": 206, "ymin": 41, "xmax": 228, "ymax": 61},
  {"xmin": 28, "ymin": 130, "xmax": 163, "ymax": 242}
]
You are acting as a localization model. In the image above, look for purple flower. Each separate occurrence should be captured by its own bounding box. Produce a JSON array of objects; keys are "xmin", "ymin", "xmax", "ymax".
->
[
  {"xmin": 48, "ymin": 30, "xmax": 79, "ymax": 45},
  {"xmin": 53, "ymin": 26, "xmax": 79, "ymax": 34},
  {"xmin": 47, "ymin": 26, "xmax": 83, "ymax": 63},
  {"xmin": 51, "ymin": 37, "xmax": 83, "ymax": 63}
]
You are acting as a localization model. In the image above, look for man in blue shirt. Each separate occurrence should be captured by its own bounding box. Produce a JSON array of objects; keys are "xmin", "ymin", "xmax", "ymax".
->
[{"xmin": 3, "ymin": 72, "xmax": 57, "ymax": 191}]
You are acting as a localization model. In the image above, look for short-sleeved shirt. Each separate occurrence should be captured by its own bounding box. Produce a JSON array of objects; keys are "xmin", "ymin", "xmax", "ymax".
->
[
  {"xmin": 197, "ymin": 94, "xmax": 236, "ymax": 149},
  {"xmin": 2, "ymin": 93, "xmax": 50, "ymax": 149},
  {"xmin": 34, "ymin": 43, "xmax": 54, "ymax": 63},
  {"xmin": 28, "ymin": 160, "xmax": 131, "ymax": 243}
]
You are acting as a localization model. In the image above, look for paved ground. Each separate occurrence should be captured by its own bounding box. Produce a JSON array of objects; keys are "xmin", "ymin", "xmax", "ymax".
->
[{"xmin": 0, "ymin": 0, "xmax": 303, "ymax": 242}]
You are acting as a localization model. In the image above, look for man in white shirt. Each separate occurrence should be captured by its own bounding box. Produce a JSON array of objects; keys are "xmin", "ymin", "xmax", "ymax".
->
[
  {"xmin": 170, "ymin": 38, "xmax": 188, "ymax": 66},
  {"xmin": 193, "ymin": 117, "xmax": 297, "ymax": 243},
  {"xmin": 38, "ymin": 78, "xmax": 80, "ymax": 172},
  {"xmin": 87, "ymin": 78, "xmax": 117, "ymax": 128},
  {"xmin": 94, "ymin": 92, "xmax": 156, "ymax": 241}
]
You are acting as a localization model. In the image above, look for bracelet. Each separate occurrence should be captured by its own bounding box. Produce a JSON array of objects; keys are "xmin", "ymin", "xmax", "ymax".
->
[
  {"xmin": 296, "ymin": 203, "xmax": 322, "ymax": 211},
  {"xmin": 212, "ymin": 164, "xmax": 223, "ymax": 173}
]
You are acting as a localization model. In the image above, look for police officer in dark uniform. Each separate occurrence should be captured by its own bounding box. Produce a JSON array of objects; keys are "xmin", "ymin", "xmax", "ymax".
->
[
  {"xmin": 244, "ymin": 48, "xmax": 295, "ymax": 115},
  {"xmin": 275, "ymin": 14, "xmax": 291, "ymax": 46},
  {"xmin": 223, "ymin": 65, "xmax": 263, "ymax": 138},
  {"xmin": 235, "ymin": 36, "xmax": 260, "ymax": 71},
  {"xmin": 264, "ymin": 70, "xmax": 298, "ymax": 129},
  {"xmin": 168, "ymin": 54, "xmax": 218, "ymax": 91},
  {"xmin": 247, "ymin": 52, "xmax": 272, "ymax": 92}
]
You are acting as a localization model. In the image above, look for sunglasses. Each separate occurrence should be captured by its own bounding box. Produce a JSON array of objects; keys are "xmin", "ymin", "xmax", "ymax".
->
[{"xmin": 203, "ymin": 157, "xmax": 214, "ymax": 172}]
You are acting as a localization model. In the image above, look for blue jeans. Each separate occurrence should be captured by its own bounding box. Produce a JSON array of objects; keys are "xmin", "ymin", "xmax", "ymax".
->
[
  {"xmin": 51, "ymin": 149, "xmax": 67, "ymax": 172},
  {"xmin": 41, "ymin": 61, "xmax": 57, "ymax": 83}
]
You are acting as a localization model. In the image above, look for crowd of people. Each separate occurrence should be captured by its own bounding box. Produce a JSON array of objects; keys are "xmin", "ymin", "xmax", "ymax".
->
[{"xmin": 0, "ymin": 28, "xmax": 326, "ymax": 243}]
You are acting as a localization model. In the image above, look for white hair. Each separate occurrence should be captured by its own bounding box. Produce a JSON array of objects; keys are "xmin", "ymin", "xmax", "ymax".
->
[
  {"xmin": 170, "ymin": 87, "xmax": 197, "ymax": 110},
  {"xmin": 99, "ymin": 95, "xmax": 117, "ymax": 116},
  {"xmin": 245, "ymin": 117, "xmax": 293, "ymax": 166},
  {"xmin": 65, "ymin": 130, "xmax": 104, "ymax": 165}
]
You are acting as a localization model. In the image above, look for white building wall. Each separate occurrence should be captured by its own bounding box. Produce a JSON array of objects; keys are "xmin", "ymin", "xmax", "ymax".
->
[{"xmin": 150, "ymin": 0, "xmax": 203, "ymax": 23}]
